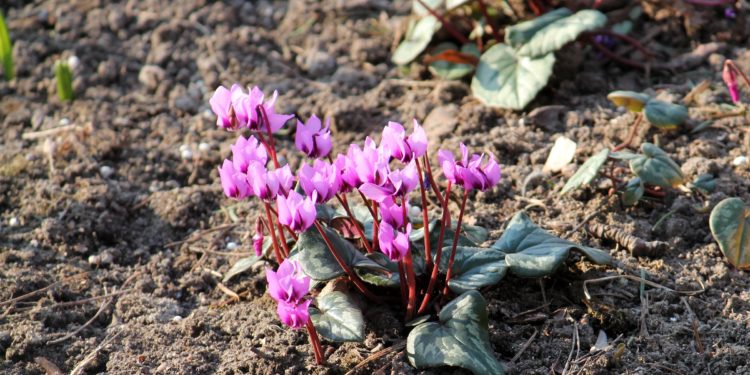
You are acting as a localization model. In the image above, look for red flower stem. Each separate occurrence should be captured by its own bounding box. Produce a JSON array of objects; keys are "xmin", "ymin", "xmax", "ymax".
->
[
  {"xmin": 401, "ymin": 195, "xmax": 417, "ymax": 320},
  {"xmin": 397, "ymin": 261, "xmax": 408, "ymax": 307},
  {"xmin": 727, "ymin": 61, "xmax": 750, "ymax": 90},
  {"xmin": 264, "ymin": 202, "xmax": 284, "ymax": 263},
  {"xmin": 415, "ymin": 159, "xmax": 433, "ymax": 270},
  {"xmin": 258, "ymin": 105, "xmax": 281, "ymax": 169},
  {"xmin": 423, "ymin": 155, "xmax": 445, "ymax": 207},
  {"xmin": 476, "ymin": 0, "xmax": 501, "ymax": 42},
  {"xmin": 417, "ymin": 181, "xmax": 452, "ymax": 314},
  {"xmin": 275, "ymin": 217, "xmax": 290, "ymax": 257},
  {"xmin": 372, "ymin": 202, "xmax": 379, "ymax": 252},
  {"xmin": 415, "ymin": 0, "xmax": 470, "ymax": 45},
  {"xmin": 441, "ymin": 190, "xmax": 469, "ymax": 299},
  {"xmin": 612, "ymin": 113, "xmax": 643, "ymax": 152},
  {"xmin": 305, "ymin": 319, "xmax": 324, "ymax": 365},
  {"xmin": 336, "ymin": 194, "xmax": 375, "ymax": 253},
  {"xmin": 358, "ymin": 190, "xmax": 379, "ymax": 222},
  {"xmin": 285, "ymin": 226, "xmax": 298, "ymax": 242},
  {"xmin": 313, "ymin": 221, "xmax": 381, "ymax": 303}
]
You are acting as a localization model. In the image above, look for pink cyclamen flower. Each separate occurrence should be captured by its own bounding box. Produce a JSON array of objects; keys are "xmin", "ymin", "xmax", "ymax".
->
[
  {"xmin": 253, "ymin": 217, "xmax": 264, "ymax": 257},
  {"xmin": 231, "ymin": 135, "xmax": 268, "ymax": 173},
  {"xmin": 298, "ymin": 160, "xmax": 341, "ymax": 203},
  {"xmin": 247, "ymin": 163, "xmax": 294, "ymax": 200},
  {"xmin": 439, "ymin": 144, "xmax": 501, "ymax": 191},
  {"xmin": 353, "ymin": 137, "xmax": 391, "ymax": 186},
  {"xmin": 277, "ymin": 299, "xmax": 311, "ymax": 329},
  {"xmin": 209, "ymin": 85, "xmax": 240, "ymax": 130},
  {"xmin": 266, "ymin": 259, "xmax": 310, "ymax": 304},
  {"xmin": 378, "ymin": 221, "xmax": 412, "ymax": 261},
  {"xmin": 379, "ymin": 197, "xmax": 408, "ymax": 229},
  {"xmin": 359, "ymin": 161, "xmax": 419, "ymax": 203},
  {"xmin": 296, "ymin": 114, "xmax": 332, "ymax": 158},
  {"xmin": 218, "ymin": 159, "xmax": 250, "ymax": 199},
  {"xmin": 276, "ymin": 190, "xmax": 317, "ymax": 233},
  {"xmin": 241, "ymin": 86, "xmax": 295, "ymax": 133},
  {"xmin": 723, "ymin": 61, "xmax": 740, "ymax": 104},
  {"xmin": 380, "ymin": 120, "xmax": 428, "ymax": 163}
]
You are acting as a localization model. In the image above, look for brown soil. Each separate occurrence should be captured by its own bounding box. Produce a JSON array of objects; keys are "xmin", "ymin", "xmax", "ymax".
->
[{"xmin": 2, "ymin": 1, "xmax": 750, "ymax": 374}]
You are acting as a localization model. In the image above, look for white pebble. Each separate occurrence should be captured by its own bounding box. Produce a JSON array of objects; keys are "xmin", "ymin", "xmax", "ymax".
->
[
  {"xmin": 226, "ymin": 242, "xmax": 239, "ymax": 250},
  {"xmin": 99, "ymin": 165, "xmax": 114, "ymax": 178},
  {"xmin": 732, "ymin": 156, "xmax": 748, "ymax": 166},
  {"xmin": 8, "ymin": 217, "xmax": 19, "ymax": 226},
  {"xmin": 179, "ymin": 144, "xmax": 190, "ymax": 152},
  {"xmin": 198, "ymin": 142, "xmax": 210, "ymax": 152},
  {"xmin": 409, "ymin": 205, "xmax": 421, "ymax": 218},
  {"xmin": 180, "ymin": 149, "xmax": 193, "ymax": 160},
  {"xmin": 171, "ymin": 315, "xmax": 183, "ymax": 322},
  {"xmin": 59, "ymin": 118, "xmax": 70, "ymax": 126},
  {"xmin": 67, "ymin": 55, "xmax": 80, "ymax": 70}
]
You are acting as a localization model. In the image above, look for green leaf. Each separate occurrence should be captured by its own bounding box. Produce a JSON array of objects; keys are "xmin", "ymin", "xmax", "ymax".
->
[
  {"xmin": 607, "ymin": 90, "xmax": 650, "ymax": 112},
  {"xmin": 437, "ymin": 246, "xmax": 507, "ymax": 294},
  {"xmin": 429, "ymin": 42, "xmax": 479, "ymax": 80},
  {"xmin": 296, "ymin": 226, "xmax": 387, "ymax": 281},
  {"xmin": 621, "ymin": 177, "xmax": 644, "ymax": 206},
  {"xmin": 471, "ymin": 44, "xmax": 555, "ymax": 110},
  {"xmin": 504, "ymin": 8, "xmax": 572, "ymax": 47},
  {"xmin": 316, "ymin": 204, "xmax": 339, "ymax": 222},
  {"xmin": 462, "ymin": 224, "xmax": 489, "ymax": 244},
  {"xmin": 0, "ymin": 10, "xmax": 13, "ymax": 81},
  {"xmin": 310, "ymin": 291, "xmax": 365, "ymax": 342},
  {"xmin": 629, "ymin": 143, "xmax": 684, "ymax": 188},
  {"xmin": 561, "ymin": 148, "xmax": 609, "ymax": 195},
  {"xmin": 518, "ymin": 9, "xmax": 607, "ymax": 57},
  {"xmin": 492, "ymin": 212, "xmax": 611, "ymax": 278},
  {"xmin": 413, "ymin": 0, "xmax": 443, "ymax": 16},
  {"xmin": 644, "ymin": 99, "xmax": 688, "ymax": 129},
  {"xmin": 356, "ymin": 253, "xmax": 401, "ymax": 287},
  {"xmin": 608, "ymin": 151, "xmax": 640, "ymax": 160},
  {"xmin": 407, "ymin": 291, "xmax": 504, "ymax": 375},
  {"xmin": 709, "ymin": 197, "xmax": 750, "ymax": 270},
  {"xmin": 55, "ymin": 60, "xmax": 74, "ymax": 102},
  {"xmin": 688, "ymin": 173, "xmax": 716, "ymax": 194},
  {"xmin": 223, "ymin": 255, "xmax": 261, "ymax": 282},
  {"xmin": 392, "ymin": 16, "xmax": 441, "ymax": 65},
  {"xmin": 411, "ymin": 219, "xmax": 477, "ymax": 254}
]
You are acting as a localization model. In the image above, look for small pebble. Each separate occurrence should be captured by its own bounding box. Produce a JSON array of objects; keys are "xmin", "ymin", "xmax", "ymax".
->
[
  {"xmin": 198, "ymin": 142, "xmax": 210, "ymax": 152},
  {"xmin": 172, "ymin": 316, "xmax": 183, "ymax": 322},
  {"xmin": 180, "ymin": 149, "xmax": 193, "ymax": 160},
  {"xmin": 226, "ymin": 242, "xmax": 239, "ymax": 250},
  {"xmin": 59, "ymin": 118, "xmax": 70, "ymax": 126},
  {"xmin": 8, "ymin": 217, "xmax": 19, "ymax": 227},
  {"xmin": 409, "ymin": 205, "xmax": 421, "ymax": 218},
  {"xmin": 732, "ymin": 156, "xmax": 748, "ymax": 166},
  {"xmin": 99, "ymin": 165, "xmax": 114, "ymax": 178}
]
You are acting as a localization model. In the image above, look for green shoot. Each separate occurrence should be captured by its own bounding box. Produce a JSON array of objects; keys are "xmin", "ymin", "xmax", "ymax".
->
[
  {"xmin": 54, "ymin": 60, "xmax": 74, "ymax": 102},
  {"xmin": 0, "ymin": 10, "xmax": 13, "ymax": 81}
]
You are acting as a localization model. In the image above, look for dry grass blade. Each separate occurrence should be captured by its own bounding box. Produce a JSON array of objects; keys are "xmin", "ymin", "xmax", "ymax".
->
[
  {"xmin": 0, "ymin": 272, "xmax": 88, "ymax": 307},
  {"xmin": 681, "ymin": 297, "xmax": 704, "ymax": 353},
  {"xmin": 216, "ymin": 282, "xmax": 240, "ymax": 302},
  {"xmin": 510, "ymin": 328, "xmax": 538, "ymax": 363},
  {"xmin": 344, "ymin": 341, "xmax": 406, "ymax": 375},
  {"xmin": 583, "ymin": 274, "xmax": 705, "ymax": 301},
  {"xmin": 70, "ymin": 331, "xmax": 122, "ymax": 375}
]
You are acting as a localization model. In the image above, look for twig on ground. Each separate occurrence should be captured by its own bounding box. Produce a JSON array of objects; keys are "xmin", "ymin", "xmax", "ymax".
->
[
  {"xmin": 563, "ymin": 207, "xmax": 604, "ymax": 239},
  {"xmin": 510, "ymin": 328, "xmax": 538, "ymax": 363},
  {"xmin": 583, "ymin": 274, "xmax": 705, "ymax": 302},
  {"xmin": 0, "ymin": 272, "xmax": 88, "ymax": 307},
  {"xmin": 70, "ymin": 331, "xmax": 123, "ymax": 375},
  {"xmin": 22, "ymin": 124, "xmax": 82, "ymax": 140},
  {"xmin": 562, "ymin": 321, "xmax": 579, "ymax": 375},
  {"xmin": 586, "ymin": 223, "xmax": 668, "ymax": 257},
  {"xmin": 216, "ymin": 282, "xmax": 240, "ymax": 302},
  {"xmin": 345, "ymin": 341, "xmax": 406, "ymax": 375},
  {"xmin": 681, "ymin": 297, "xmax": 704, "ymax": 353}
]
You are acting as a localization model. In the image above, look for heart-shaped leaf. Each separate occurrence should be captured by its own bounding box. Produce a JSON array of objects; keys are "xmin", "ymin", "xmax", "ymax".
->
[
  {"xmin": 492, "ymin": 212, "xmax": 611, "ymax": 278},
  {"xmin": 411, "ymin": 219, "xmax": 477, "ymax": 254},
  {"xmin": 688, "ymin": 173, "xmax": 716, "ymax": 194},
  {"xmin": 429, "ymin": 42, "xmax": 480, "ymax": 80},
  {"xmin": 607, "ymin": 90, "xmax": 651, "ymax": 112},
  {"xmin": 296, "ymin": 226, "xmax": 387, "ymax": 281},
  {"xmin": 644, "ymin": 99, "xmax": 688, "ymax": 129},
  {"xmin": 561, "ymin": 148, "xmax": 609, "ymax": 195},
  {"xmin": 471, "ymin": 44, "xmax": 555, "ymax": 110},
  {"xmin": 504, "ymin": 8, "xmax": 573, "ymax": 47},
  {"xmin": 518, "ymin": 9, "xmax": 607, "ymax": 57},
  {"xmin": 437, "ymin": 246, "xmax": 508, "ymax": 294},
  {"xmin": 629, "ymin": 143, "xmax": 684, "ymax": 188},
  {"xmin": 355, "ymin": 252, "xmax": 401, "ymax": 287},
  {"xmin": 407, "ymin": 291, "xmax": 504, "ymax": 375},
  {"xmin": 310, "ymin": 291, "xmax": 365, "ymax": 342},
  {"xmin": 392, "ymin": 16, "xmax": 441, "ymax": 65},
  {"xmin": 621, "ymin": 177, "xmax": 644, "ymax": 206},
  {"xmin": 710, "ymin": 197, "xmax": 750, "ymax": 269}
]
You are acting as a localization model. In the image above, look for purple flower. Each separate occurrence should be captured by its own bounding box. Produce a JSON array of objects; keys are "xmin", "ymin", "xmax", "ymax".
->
[
  {"xmin": 266, "ymin": 259, "xmax": 310, "ymax": 304},
  {"xmin": 231, "ymin": 85, "xmax": 264, "ymax": 127},
  {"xmin": 334, "ymin": 153, "xmax": 355, "ymax": 193},
  {"xmin": 379, "ymin": 197, "xmax": 408, "ymax": 229},
  {"xmin": 724, "ymin": 61, "xmax": 740, "ymax": 104},
  {"xmin": 359, "ymin": 161, "xmax": 419, "ymax": 202},
  {"xmin": 352, "ymin": 137, "xmax": 390, "ymax": 186},
  {"xmin": 380, "ymin": 120, "xmax": 428, "ymax": 163},
  {"xmin": 438, "ymin": 144, "xmax": 501, "ymax": 191},
  {"xmin": 274, "ymin": 165, "xmax": 295, "ymax": 197},
  {"xmin": 218, "ymin": 159, "xmax": 250, "ymax": 199},
  {"xmin": 253, "ymin": 217, "xmax": 264, "ymax": 257},
  {"xmin": 725, "ymin": 7, "xmax": 736, "ymax": 19},
  {"xmin": 247, "ymin": 163, "xmax": 294, "ymax": 201},
  {"xmin": 298, "ymin": 160, "xmax": 341, "ymax": 203},
  {"xmin": 276, "ymin": 190, "xmax": 317, "ymax": 233},
  {"xmin": 277, "ymin": 299, "xmax": 311, "ymax": 329},
  {"xmin": 378, "ymin": 221, "xmax": 411, "ymax": 261},
  {"xmin": 231, "ymin": 135, "xmax": 268, "ymax": 173},
  {"xmin": 296, "ymin": 114, "xmax": 332, "ymax": 158},
  {"xmin": 210, "ymin": 85, "xmax": 240, "ymax": 130}
]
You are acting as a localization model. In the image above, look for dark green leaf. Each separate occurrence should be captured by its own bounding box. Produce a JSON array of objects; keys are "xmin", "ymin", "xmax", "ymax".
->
[
  {"xmin": 504, "ymin": 8, "xmax": 572, "ymax": 47},
  {"xmin": 471, "ymin": 44, "xmax": 555, "ymax": 110},
  {"xmin": 621, "ymin": 177, "xmax": 644, "ymax": 206},
  {"xmin": 518, "ymin": 9, "xmax": 607, "ymax": 57},
  {"xmin": 407, "ymin": 291, "xmax": 504, "ymax": 375},
  {"xmin": 688, "ymin": 173, "xmax": 716, "ymax": 194},
  {"xmin": 310, "ymin": 291, "xmax": 365, "ymax": 342},
  {"xmin": 492, "ymin": 212, "xmax": 611, "ymax": 277},
  {"xmin": 356, "ymin": 253, "xmax": 401, "ymax": 287},
  {"xmin": 561, "ymin": 149, "xmax": 609, "ymax": 195},
  {"xmin": 437, "ymin": 246, "xmax": 507, "ymax": 294},
  {"xmin": 296, "ymin": 226, "xmax": 387, "ymax": 281},
  {"xmin": 644, "ymin": 99, "xmax": 688, "ymax": 128},
  {"xmin": 222, "ymin": 255, "xmax": 261, "ymax": 282},
  {"xmin": 709, "ymin": 197, "xmax": 750, "ymax": 269},
  {"xmin": 629, "ymin": 143, "xmax": 684, "ymax": 188}
]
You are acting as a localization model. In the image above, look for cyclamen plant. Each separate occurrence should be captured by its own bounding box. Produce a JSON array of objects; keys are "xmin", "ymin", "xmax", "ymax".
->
[{"xmin": 206, "ymin": 80, "xmax": 543, "ymax": 372}]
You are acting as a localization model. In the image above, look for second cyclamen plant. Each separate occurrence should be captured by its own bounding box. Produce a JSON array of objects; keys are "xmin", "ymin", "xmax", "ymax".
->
[{"xmin": 211, "ymin": 84, "xmax": 501, "ymax": 367}]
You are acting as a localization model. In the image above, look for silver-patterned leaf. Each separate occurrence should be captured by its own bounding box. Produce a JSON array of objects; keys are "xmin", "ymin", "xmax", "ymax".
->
[
  {"xmin": 504, "ymin": 8, "xmax": 572, "ymax": 47},
  {"xmin": 437, "ymin": 246, "xmax": 508, "ymax": 294},
  {"xmin": 310, "ymin": 291, "xmax": 365, "ymax": 342},
  {"xmin": 709, "ymin": 197, "xmax": 750, "ymax": 270},
  {"xmin": 296, "ymin": 226, "xmax": 387, "ymax": 281},
  {"xmin": 621, "ymin": 177, "xmax": 644, "ymax": 206},
  {"xmin": 392, "ymin": 16, "xmax": 441, "ymax": 65},
  {"xmin": 518, "ymin": 9, "xmax": 607, "ymax": 57},
  {"xmin": 629, "ymin": 143, "xmax": 684, "ymax": 188},
  {"xmin": 644, "ymin": 99, "xmax": 688, "ymax": 128}
]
